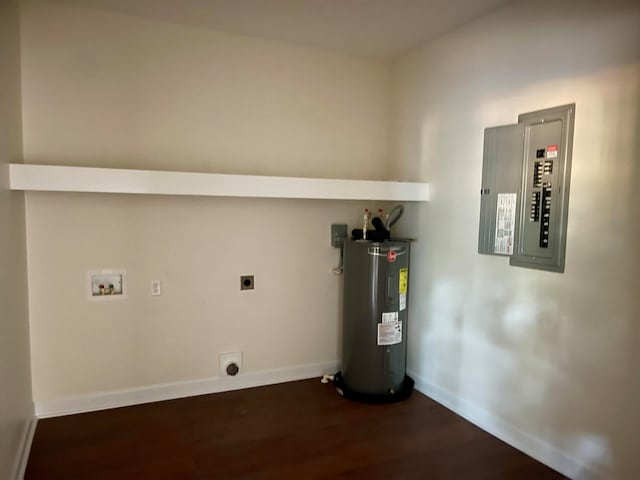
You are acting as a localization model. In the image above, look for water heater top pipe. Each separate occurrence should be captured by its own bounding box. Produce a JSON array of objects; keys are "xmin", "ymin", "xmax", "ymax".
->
[{"xmin": 385, "ymin": 205, "xmax": 405, "ymax": 230}]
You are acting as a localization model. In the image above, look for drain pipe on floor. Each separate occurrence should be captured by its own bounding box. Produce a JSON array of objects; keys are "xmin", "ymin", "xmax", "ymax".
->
[{"xmin": 321, "ymin": 374, "xmax": 335, "ymax": 384}]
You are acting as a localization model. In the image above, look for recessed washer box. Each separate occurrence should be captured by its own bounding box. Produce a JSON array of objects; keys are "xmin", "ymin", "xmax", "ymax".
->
[{"xmin": 88, "ymin": 269, "xmax": 126, "ymax": 300}]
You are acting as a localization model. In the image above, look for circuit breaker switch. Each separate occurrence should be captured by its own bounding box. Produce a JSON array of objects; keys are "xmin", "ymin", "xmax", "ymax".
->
[
  {"xmin": 533, "ymin": 162, "xmax": 543, "ymax": 187},
  {"xmin": 530, "ymin": 191, "xmax": 541, "ymax": 221}
]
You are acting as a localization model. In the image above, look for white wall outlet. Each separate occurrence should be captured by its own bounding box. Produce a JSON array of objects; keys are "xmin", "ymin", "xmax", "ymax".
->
[
  {"xmin": 151, "ymin": 280, "xmax": 162, "ymax": 296},
  {"xmin": 219, "ymin": 351, "xmax": 242, "ymax": 377},
  {"xmin": 87, "ymin": 269, "xmax": 126, "ymax": 300}
]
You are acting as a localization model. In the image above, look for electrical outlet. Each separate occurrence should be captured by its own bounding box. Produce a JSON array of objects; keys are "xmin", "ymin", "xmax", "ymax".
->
[{"xmin": 151, "ymin": 280, "xmax": 162, "ymax": 296}]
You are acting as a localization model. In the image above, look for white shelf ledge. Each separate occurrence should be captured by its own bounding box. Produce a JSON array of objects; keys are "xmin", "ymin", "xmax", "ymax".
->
[{"xmin": 9, "ymin": 164, "xmax": 429, "ymax": 201}]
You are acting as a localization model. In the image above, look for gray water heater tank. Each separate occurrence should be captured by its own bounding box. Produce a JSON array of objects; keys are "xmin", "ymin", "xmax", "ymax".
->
[{"xmin": 338, "ymin": 239, "xmax": 412, "ymax": 401}]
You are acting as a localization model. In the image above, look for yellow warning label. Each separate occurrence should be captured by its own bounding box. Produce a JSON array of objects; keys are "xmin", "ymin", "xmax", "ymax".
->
[{"xmin": 399, "ymin": 268, "xmax": 408, "ymax": 294}]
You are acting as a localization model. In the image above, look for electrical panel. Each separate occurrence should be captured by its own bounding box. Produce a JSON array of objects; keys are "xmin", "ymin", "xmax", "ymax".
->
[
  {"xmin": 478, "ymin": 104, "xmax": 575, "ymax": 273},
  {"xmin": 478, "ymin": 124, "xmax": 524, "ymax": 256}
]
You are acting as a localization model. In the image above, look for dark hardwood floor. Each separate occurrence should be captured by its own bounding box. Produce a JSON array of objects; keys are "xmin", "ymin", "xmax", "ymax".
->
[{"xmin": 26, "ymin": 379, "xmax": 566, "ymax": 479}]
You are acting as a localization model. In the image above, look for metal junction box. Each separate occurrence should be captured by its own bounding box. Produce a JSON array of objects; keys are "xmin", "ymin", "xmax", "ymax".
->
[{"xmin": 478, "ymin": 104, "xmax": 575, "ymax": 273}]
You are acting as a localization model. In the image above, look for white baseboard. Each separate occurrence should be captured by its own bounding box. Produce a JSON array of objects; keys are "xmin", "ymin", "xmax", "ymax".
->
[
  {"xmin": 35, "ymin": 361, "xmax": 339, "ymax": 419},
  {"xmin": 408, "ymin": 370, "xmax": 608, "ymax": 480},
  {"xmin": 13, "ymin": 414, "xmax": 37, "ymax": 480}
]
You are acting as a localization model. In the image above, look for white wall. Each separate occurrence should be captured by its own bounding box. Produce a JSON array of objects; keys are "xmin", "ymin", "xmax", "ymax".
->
[
  {"xmin": 0, "ymin": 0, "xmax": 34, "ymax": 477},
  {"xmin": 20, "ymin": 0, "xmax": 640, "ymax": 477},
  {"xmin": 391, "ymin": 1, "xmax": 640, "ymax": 479},
  {"xmin": 21, "ymin": 0, "xmax": 390, "ymax": 180},
  {"xmin": 21, "ymin": 0, "xmax": 393, "ymax": 407}
]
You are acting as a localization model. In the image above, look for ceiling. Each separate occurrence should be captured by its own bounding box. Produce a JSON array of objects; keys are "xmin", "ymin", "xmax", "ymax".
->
[{"xmin": 46, "ymin": 0, "xmax": 514, "ymax": 58}]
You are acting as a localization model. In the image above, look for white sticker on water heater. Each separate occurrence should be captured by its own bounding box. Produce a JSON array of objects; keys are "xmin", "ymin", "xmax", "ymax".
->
[
  {"xmin": 378, "ymin": 321, "xmax": 402, "ymax": 346},
  {"xmin": 381, "ymin": 312, "xmax": 398, "ymax": 323},
  {"xmin": 399, "ymin": 293, "xmax": 407, "ymax": 311}
]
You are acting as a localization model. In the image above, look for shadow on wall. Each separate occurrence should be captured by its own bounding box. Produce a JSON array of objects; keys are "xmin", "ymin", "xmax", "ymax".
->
[
  {"xmin": 403, "ymin": 21, "xmax": 640, "ymax": 480},
  {"xmin": 470, "ymin": 65, "xmax": 640, "ymax": 480},
  {"xmin": 470, "ymin": 1, "xmax": 640, "ymax": 105},
  {"xmin": 540, "ymin": 65, "xmax": 639, "ymax": 480},
  {"xmin": 602, "ymin": 70, "xmax": 640, "ymax": 480}
]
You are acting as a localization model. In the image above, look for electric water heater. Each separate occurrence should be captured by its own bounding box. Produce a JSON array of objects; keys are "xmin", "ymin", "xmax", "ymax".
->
[{"xmin": 335, "ymin": 239, "xmax": 413, "ymax": 402}]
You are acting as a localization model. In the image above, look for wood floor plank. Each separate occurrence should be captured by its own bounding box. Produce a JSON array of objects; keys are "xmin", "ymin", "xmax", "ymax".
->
[{"xmin": 25, "ymin": 379, "xmax": 567, "ymax": 479}]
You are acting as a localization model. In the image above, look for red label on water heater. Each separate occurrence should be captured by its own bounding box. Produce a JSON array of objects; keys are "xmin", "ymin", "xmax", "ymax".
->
[{"xmin": 387, "ymin": 251, "xmax": 397, "ymax": 262}]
